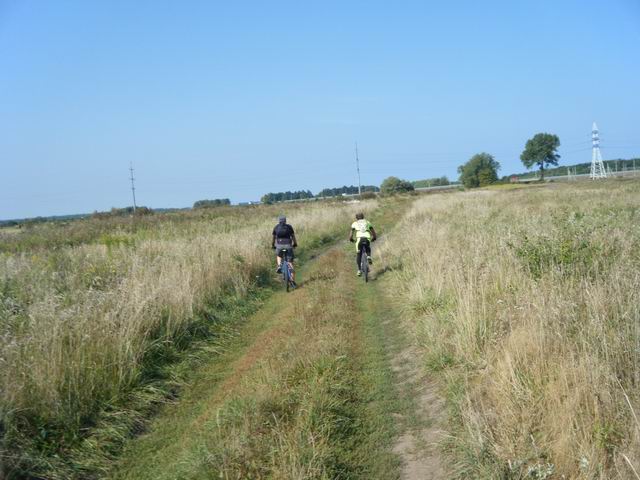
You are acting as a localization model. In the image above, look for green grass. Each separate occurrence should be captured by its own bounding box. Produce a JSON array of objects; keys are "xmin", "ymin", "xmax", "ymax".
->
[
  {"xmin": 108, "ymin": 198, "xmax": 414, "ymax": 480},
  {"xmin": 5, "ymin": 286, "xmax": 273, "ymax": 480},
  {"xmin": 2, "ymin": 197, "xmax": 421, "ymax": 479},
  {"xmin": 111, "ymin": 251, "xmax": 358, "ymax": 479},
  {"xmin": 1, "ymin": 200, "xmax": 380, "ymax": 479}
]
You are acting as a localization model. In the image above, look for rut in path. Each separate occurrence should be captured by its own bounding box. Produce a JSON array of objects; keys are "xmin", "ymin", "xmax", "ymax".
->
[
  {"xmin": 361, "ymin": 264, "xmax": 449, "ymax": 480},
  {"xmin": 390, "ymin": 344, "xmax": 448, "ymax": 480}
]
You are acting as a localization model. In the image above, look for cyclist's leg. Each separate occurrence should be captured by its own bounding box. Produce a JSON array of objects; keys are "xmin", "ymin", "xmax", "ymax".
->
[
  {"xmin": 288, "ymin": 250, "xmax": 296, "ymax": 283},
  {"xmin": 365, "ymin": 240, "xmax": 372, "ymax": 264},
  {"xmin": 355, "ymin": 238, "xmax": 363, "ymax": 271}
]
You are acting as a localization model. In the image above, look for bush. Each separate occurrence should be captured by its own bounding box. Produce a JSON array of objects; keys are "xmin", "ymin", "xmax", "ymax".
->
[
  {"xmin": 412, "ymin": 176, "xmax": 450, "ymax": 188},
  {"xmin": 193, "ymin": 199, "xmax": 231, "ymax": 209},
  {"xmin": 359, "ymin": 191, "xmax": 378, "ymax": 200},
  {"xmin": 458, "ymin": 153, "xmax": 500, "ymax": 188},
  {"xmin": 380, "ymin": 176, "xmax": 415, "ymax": 195}
]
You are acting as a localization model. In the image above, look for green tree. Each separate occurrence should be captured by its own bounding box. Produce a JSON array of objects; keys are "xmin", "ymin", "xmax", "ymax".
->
[
  {"xmin": 260, "ymin": 190, "xmax": 314, "ymax": 204},
  {"xmin": 193, "ymin": 198, "xmax": 231, "ymax": 208},
  {"xmin": 380, "ymin": 176, "xmax": 415, "ymax": 195},
  {"xmin": 412, "ymin": 176, "xmax": 450, "ymax": 188},
  {"xmin": 520, "ymin": 133, "xmax": 561, "ymax": 180},
  {"xmin": 457, "ymin": 153, "xmax": 500, "ymax": 188}
]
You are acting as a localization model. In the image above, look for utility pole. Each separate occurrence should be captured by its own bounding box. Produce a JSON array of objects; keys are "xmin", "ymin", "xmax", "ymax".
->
[
  {"xmin": 129, "ymin": 162, "xmax": 137, "ymax": 213},
  {"xmin": 355, "ymin": 142, "xmax": 362, "ymax": 196},
  {"xmin": 590, "ymin": 122, "xmax": 607, "ymax": 179}
]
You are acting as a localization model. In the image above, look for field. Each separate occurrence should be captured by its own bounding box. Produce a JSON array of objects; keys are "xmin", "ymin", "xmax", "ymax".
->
[
  {"xmin": 0, "ymin": 200, "xmax": 377, "ymax": 478},
  {"xmin": 2, "ymin": 179, "xmax": 639, "ymax": 480},
  {"xmin": 381, "ymin": 179, "xmax": 640, "ymax": 478}
]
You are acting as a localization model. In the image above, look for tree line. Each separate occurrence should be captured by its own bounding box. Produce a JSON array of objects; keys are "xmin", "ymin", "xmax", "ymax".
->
[
  {"xmin": 260, "ymin": 185, "xmax": 381, "ymax": 204},
  {"xmin": 193, "ymin": 198, "xmax": 231, "ymax": 208},
  {"xmin": 317, "ymin": 185, "xmax": 379, "ymax": 197},
  {"xmin": 260, "ymin": 190, "xmax": 314, "ymax": 204},
  {"xmin": 412, "ymin": 176, "xmax": 451, "ymax": 188}
]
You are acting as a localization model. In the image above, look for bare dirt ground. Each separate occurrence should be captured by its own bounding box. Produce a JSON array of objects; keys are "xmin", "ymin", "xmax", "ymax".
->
[
  {"xmin": 373, "ymin": 235, "xmax": 449, "ymax": 480},
  {"xmin": 390, "ymin": 338, "xmax": 449, "ymax": 479}
]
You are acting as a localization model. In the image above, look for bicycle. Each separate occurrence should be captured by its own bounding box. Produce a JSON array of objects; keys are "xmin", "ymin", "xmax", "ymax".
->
[
  {"xmin": 358, "ymin": 238, "xmax": 371, "ymax": 283},
  {"xmin": 279, "ymin": 247, "xmax": 296, "ymax": 291}
]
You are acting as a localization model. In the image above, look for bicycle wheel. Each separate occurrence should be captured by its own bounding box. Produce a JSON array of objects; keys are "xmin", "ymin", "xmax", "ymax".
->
[
  {"xmin": 360, "ymin": 246, "xmax": 369, "ymax": 282},
  {"xmin": 283, "ymin": 260, "xmax": 290, "ymax": 292}
]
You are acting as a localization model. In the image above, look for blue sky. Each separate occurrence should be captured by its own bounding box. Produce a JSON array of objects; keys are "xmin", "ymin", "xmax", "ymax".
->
[{"xmin": 1, "ymin": 0, "xmax": 639, "ymax": 219}]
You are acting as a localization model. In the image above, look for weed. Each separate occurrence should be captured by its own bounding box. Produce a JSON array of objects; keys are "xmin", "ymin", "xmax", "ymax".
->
[{"xmin": 380, "ymin": 180, "xmax": 640, "ymax": 478}]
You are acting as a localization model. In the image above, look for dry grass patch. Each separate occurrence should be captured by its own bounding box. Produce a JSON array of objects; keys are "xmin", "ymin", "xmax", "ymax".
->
[
  {"xmin": 381, "ymin": 180, "xmax": 640, "ymax": 479},
  {"xmin": 0, "ymin": 200, "xmax": 375, "ymax": 478}
]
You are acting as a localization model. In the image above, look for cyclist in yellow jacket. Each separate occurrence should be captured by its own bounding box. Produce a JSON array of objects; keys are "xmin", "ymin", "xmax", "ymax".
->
[{"xmin": 349, "ymin": 212, "xmax": 377, "ymax": 276}]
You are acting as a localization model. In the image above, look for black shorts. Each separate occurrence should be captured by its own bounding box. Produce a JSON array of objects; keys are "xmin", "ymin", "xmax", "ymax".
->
[
  {"xmin": 276, "ymin": 245, "xmax": 294, "ymax": 260},
  {"xmin": 355, "ymin": 237, "xmax": 370, "ymax": 251}
]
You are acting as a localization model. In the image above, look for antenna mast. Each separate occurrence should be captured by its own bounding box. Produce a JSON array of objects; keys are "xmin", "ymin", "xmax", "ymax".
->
[
  {"xmin": 129, "ymin": 162, "xmax": 137, "ymax": 212},
  {"xmin": 355, "ymin": 142, "xmax": 362, "ymax": 196},
  {"xmin": 590, "ymin": 122, "xmax": 607, "ymax": 179}
]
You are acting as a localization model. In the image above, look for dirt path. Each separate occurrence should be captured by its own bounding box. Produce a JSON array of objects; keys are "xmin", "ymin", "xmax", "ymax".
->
[
  {"xmin": 390, "ymin": 345, "xmax": 448, "ymax": 479},
  {"xmin": 111, "ymin": 248, "xmax": 344, "ymax": 479},
  {"xmin": 356, "ymin": 264, "xmax": 449, "ymax": 480},
  {"xmin": 111, "ymin": 198, "xmax": 450, "ymax": 479}
]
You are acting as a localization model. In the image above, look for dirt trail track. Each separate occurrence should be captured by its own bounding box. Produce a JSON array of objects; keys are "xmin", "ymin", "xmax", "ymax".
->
[
  {"xmin": 113, "ymin": 214, "xmax": 448, "ymax": 479},
  {"xmin": 391, "ymin": 345, "xmax": 447, "ymax": 479}
]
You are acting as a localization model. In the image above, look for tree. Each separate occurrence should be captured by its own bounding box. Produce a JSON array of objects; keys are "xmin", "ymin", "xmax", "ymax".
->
[
  {"xmin": 520, "ymin": 133, "xmax": 561, "ymax": 180},
  {"xmin": 380, "ymin": 176, "xmax": 415, "ymax": 195},
  {"xmin": 316, "ymin": 185, "xmax": 379, "ymax": 197},
  {"xmin": 260, "ymin": 190, "xmax": 314, "ymax": 204},
  {"xmin": 193, "ymin": 198, "xmax": 231, "ymax": 208},
  {"xmin": 412, "ymin": 176, "xmax": 450, "ymax": 188},
  {"xmin": 457, "ymin": 153, "xmax": 500, "ymax": 188}
]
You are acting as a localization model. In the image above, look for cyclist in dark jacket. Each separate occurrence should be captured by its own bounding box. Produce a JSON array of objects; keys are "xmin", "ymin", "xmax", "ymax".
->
[{"xmin": 272, "ymin": 215, "xmax": 297, "ymax": 285}]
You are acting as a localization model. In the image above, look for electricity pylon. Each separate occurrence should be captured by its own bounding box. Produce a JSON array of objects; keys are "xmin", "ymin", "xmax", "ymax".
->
[{"xmin": 590, "ymin": 122, "xmax": 607, "ymax": 179}]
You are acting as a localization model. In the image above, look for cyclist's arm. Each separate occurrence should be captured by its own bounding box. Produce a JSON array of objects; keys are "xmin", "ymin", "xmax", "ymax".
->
[
  {"xmin": 349, "ymin": 228, "xmax": 355, "ymax": 242},
  {"xmin": 271, "ymin": 232, "xmax": 276, "ymax": 249},
  {"xmin": 292, "ymin": 233, "xmax": 298, "ymax": 248},
  {"xmin": 370, "ymin": 227, "xmax": 377, "ymax": 241}
]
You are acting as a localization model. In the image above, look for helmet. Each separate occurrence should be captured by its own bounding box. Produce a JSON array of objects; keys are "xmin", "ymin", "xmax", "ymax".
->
[
  {"xmin": 278, "ymin": 215, "xmax": 286, "ymax": 223},
  {"xmin": 355, "ymin": 212, "xmax": 364, "ymax": 220}
]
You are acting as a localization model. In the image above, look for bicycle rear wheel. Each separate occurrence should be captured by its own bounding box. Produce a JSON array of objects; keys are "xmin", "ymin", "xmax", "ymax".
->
[
  {"xmin": 283, "ymin": 261, "xmax": 290, "ymax": 291},
  {"xmin": 360, "ymin": 247, "xmax": 369, "ymax": 282},
  {"xmin": 282, "ymin": 250, "xmax": 295, "ymax": 292}
]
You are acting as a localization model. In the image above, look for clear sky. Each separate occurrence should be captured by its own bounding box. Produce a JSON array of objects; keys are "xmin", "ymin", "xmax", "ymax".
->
[{"xmin": 1, "ymin": 0, "xmax": 639, "ymax": 219}]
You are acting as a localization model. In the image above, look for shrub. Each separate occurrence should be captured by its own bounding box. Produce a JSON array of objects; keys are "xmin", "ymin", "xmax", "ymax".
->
[
  {"xmin": 380, "ymin": 176, "xmax": 415, "ymax": 195},
  {"xmin": 458, "ymin": 152, "xmax": 500, "ymax": 188},
  {"xmin": 359, "ymin": 191, "xmax": 378, "ymax": 200}
]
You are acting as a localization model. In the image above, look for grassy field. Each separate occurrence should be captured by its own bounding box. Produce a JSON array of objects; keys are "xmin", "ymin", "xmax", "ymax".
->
[
  {"xmin": 112, "ymin": 248, "xmax": 395, "ymax": 479},
  {"xmin": 4, "ymin": 180, "xmax": 639, "ymax": 479},
  {"xmin": 0, "ymin": 199, "xmax": 377, "ymax": 478},
  {"xmin": 110, "ymin": 196, "xmax": 415, "ymax": 480},
  {"xmin": 381, "ymin": 178, "xmax": 640, "ymax": 479}
]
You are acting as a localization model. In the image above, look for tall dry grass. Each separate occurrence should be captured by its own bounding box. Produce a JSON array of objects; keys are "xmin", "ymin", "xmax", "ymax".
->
[
  {"xmin": 0, "ymin": 199, "xmax": 374, "ymax": 474},
  {"xmin": 380, "ymin": 180, "xmax": 640, "ymax": 479}
]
